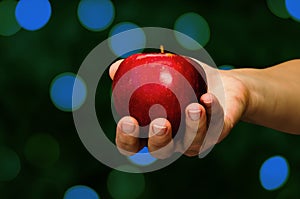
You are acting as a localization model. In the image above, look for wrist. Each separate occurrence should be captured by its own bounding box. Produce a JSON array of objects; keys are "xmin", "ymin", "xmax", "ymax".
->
[{"xmin": 225, "ymin": 68, "xmax": 264, "ymax": 123}]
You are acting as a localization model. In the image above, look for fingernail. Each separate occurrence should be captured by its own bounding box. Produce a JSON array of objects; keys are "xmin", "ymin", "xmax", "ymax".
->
[
  {"xmin": 188, "ymin": 109, "xmax": 201, "ymax": 121},
  {"xmin": 121, "ymin": 121, "xmax": 135, "ymax": 134},
  {"xmin": 152, "ymin": 124, "xmax": 167, "ymax": 136},
  {"xmin": 203, "ymin": 96, "xmax": 213, "ymax": 104}
]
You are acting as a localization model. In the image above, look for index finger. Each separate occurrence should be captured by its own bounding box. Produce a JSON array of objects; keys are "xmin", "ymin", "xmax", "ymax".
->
[{"xmin": 109, "ymin": 59, "xmax": 124, "ymax": 80}]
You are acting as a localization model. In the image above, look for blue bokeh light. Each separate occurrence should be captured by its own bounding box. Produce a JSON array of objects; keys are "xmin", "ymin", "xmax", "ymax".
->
[
  {"xmin": 128, "ymin": 146, "xmax": 157, "ymax": 166},
  {"xmin": 218, "ymin": 65, "xmax": 234, "ymax": 70},
  {"xmin": 15, "ymin": 0, "xmax": 52, "ymax": 31},
  {"xmin": 78, "ymin": 0, "xmax": 115, "ymax": 31},
  {"xmin": 64, "ymin": 185, "xmax": 99, "ymax": 199},
  {"xmin": 285, "ymin": 0, "xmax": 300, "ymax": 21},
  {"xmin": 259, "ymin": 156, "xmax": 289, "ymax": 190},
  {"xmin": 174, "ymin": 12, "xmax": 210, "ymax": 50},
  {"xmin": 109, "ymin": 22, "xmax": 146, "ymax": 58},
  {"xmin": 50, "ymin": 73, "xmax": 87, "ymax": 112}
]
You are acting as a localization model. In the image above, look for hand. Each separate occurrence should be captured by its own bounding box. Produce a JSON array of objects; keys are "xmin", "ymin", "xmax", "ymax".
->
[{"xmin": 109, "ymin": 59, "xmax": 249, "ymax": 159}]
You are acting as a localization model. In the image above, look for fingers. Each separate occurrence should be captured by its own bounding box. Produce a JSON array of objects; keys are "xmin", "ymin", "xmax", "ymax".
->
[
  {"xmin": 116, "ymin": 117, "xmax": 174, "ymax": 159},
  {"xmin": 180, "ymin": 93, "xmax": 224, "ymax": 157},
  {"xmin": 200, "ymin": 93, "xmax": 223, "ymax": 120},
  {"xmin": 116, "ymin": 94, "xmax": 225, "ymax": 158},
  {"xmin": 109, "ymin": 59, "xmax": 123, "ymax": 80},
  {"xmin": 199, "ymin": 93, "xmax": 225, "ymax": 154},
  {"xmin": 115, "ymin": 116, "xmax": 144, "ymax": 156},
  {"xmin": 148, "ymin": 118, "xmax": 174, "ymax": 159},
  {"xmin": 183, "ymin": 103, "xmax": 207, "ymax": 157}
]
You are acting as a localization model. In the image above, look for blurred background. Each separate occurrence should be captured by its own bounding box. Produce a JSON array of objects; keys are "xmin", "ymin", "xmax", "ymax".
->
[{"xmin": 1, "ymin": 0, "xmax": 300, "ymax": 198}]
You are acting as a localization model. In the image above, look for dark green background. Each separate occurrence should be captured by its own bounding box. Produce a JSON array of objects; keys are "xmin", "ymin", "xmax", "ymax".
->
[{"xmin": 1, "ymin": 0, "xmax": 300, "ymax": 198}]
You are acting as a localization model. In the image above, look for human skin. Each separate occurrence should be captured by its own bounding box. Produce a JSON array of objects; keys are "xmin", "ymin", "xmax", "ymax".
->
[{"xmin": 109, "ymin": 59, "xmax": 300, "ymax": 158}]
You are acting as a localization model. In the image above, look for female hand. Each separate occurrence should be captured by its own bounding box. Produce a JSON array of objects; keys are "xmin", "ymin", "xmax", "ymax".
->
[{"xmin": 109, "ymin": 59, "xmax": 249, "ymax": 159}]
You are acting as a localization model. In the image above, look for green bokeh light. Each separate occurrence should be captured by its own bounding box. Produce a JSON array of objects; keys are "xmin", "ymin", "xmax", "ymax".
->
[
  {"xmin": 266, "ymin": 0, "xmax": 290, "ymax": 19},
  {"xmin": 24, "ymin": 133, "xmax": 60, "ymax": 169},
  {"xmin": 0, "ymin": 146, "xmax": 21, "ymax": 181},
  {"xmin": 0, "ymin": 0, "xmax": 21, "ymax": 36},
  {"xmin": 107, "ymin": 166, "xmax": 145, "ymax": 199}
]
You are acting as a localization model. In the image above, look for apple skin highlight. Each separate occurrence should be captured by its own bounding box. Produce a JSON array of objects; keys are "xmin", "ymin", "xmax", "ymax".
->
[{"xmin": 112, "ymin": 53, "xmax": 207, "ymax": 136}]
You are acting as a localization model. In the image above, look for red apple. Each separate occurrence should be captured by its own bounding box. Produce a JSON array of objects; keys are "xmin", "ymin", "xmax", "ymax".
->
[{"xmin": 112, "ymin": 51, "xmax": 207, "ymax": 137}]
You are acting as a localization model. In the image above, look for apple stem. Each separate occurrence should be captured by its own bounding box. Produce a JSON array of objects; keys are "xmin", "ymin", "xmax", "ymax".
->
[{"xmin": 160, "ymin": 45, "xmax": 164, "ymax": 53}]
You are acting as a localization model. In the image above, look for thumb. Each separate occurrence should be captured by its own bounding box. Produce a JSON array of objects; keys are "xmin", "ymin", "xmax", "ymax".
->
[{"xmin": 109, "ymin": 59, "xmax": 124, "ymax": 80}]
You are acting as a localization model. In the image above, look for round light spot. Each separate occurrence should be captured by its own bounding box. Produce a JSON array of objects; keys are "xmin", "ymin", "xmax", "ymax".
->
[
  {"xmin": 0, "ymin": 0, "xmax": 21, "ymax": 36},
  {"xmin": 0, "ymin": 146, "xmax": 21, "ymax": 181},
  {"xmin": 174, "ymin": 12, "xmax": 210, "ymax": 50},
  {"xmin": 259, "ymin": 156, "xmax": 289, "ymax": 190},
  {"xmin": 286, "ymin": 0, "xmax": 300, "ymax": 21},
  {"xmin": 24, "ymin": 133, "xmax": 60, "ymax": 168},
  {"xmin": 107, "ymin": 166, "xmax": 145, "ymax": 199},
  {"xmin": 148, "ymin": 104, "xmax": 167, "ymax": 122},
  {"xmin": 64, "ymin": 185, "xmax": 100, "ymax": 199},
  {"xmin": 15, "ymin": 0, "xmax": 52, "ymax": 31},
  {"xmin": 50, "ymin": 73, "xmax": 87, "ymax": 112},
  {"xmin": 109, "ymin": 22, "xmax": 146, "ymax": 58},
  {"xmin": 160, "ymin": 71, "xmax": 173, "ymax": 85},
  {"xmin": 128, "ymin": 147, "xmax": 157, "ymax": 166},
  {"xmin": 218, "ymin": 65, "xmax": 234, "ymax": 70},
  {"xmin": 266, "ymin": 0, "xmax": 290, "ymax": 19},
  {"xmin": 77, "ymin": 0, "xmax": 115, "ymax": 31}
]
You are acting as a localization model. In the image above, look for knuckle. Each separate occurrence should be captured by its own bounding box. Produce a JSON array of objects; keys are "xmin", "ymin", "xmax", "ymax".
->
[
  {"xmin": 185, "ymin": 121, "xmax": 200, "ymax": 133},
  {"xmin": 183, "ymin": 144, "xmax": 201, "ymax": 157},
  {"xmin": 150, "ymin": 150, "xmax": 172, "ymax": 159},
  {"xmin": 117, "ymin": 133, "xmax": 137, "ymax": 146},
  {"xmin": 116, "ymin": 138, "xmax": 138, "ymax": 153},
  {"xmin": 184, "ymin": 150, "xmax": 198, "ymax": 157},
  {"xmin": 187, "ymin": 144, "xmax": 201, "ymax": 152},
  {"xmin": 117, "ymin": 147, "xmax": 136, "ymax": 156},
  {"xmin": 149, "ymin": 140, "xmax": 174, "ymax": 159},
  {"xmin": 116, "ymin": 143, "xmax": 138, "ymax": 155},
  {"xmin": 149, "ymin": 138, "xmax": 171, "ymax": 149}
]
